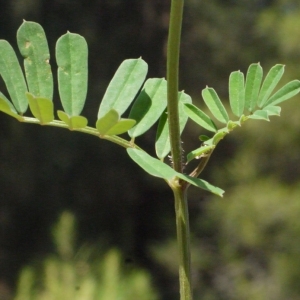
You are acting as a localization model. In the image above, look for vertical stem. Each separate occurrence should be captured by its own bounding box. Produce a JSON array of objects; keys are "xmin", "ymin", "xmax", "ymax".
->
[
  {"xmin": 173, "ymin": 185, "xmax": 193, "ymax": 300},
  {"xmin": 167, "ymin": 0, "xmax": 184, "ymax": 173},
  {"xmin": 167, "ymin": 1, "xmax": 193, "ymax": 299}
]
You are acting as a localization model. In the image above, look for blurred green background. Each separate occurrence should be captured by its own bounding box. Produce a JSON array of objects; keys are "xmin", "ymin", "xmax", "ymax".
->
[{"xmin": 0, "ymin": 0, "xmax": 300, "ymax": 299}]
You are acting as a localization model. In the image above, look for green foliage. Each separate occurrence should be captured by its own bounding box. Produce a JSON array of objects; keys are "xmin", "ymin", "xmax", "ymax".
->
[
  {"xmin": 14, "ymin": 212, "xmax": 158, "ymax": 300},
  {"xmin": 96, "ymin": 109, "xmax": 136, "ymax": 136},
  {"xmin": 0, "ymin": 21, "xmax": 298, "ymax": 198},
  {"xmin": 1, "ymin": 14, "xmax": 300, "ymax": 300},
  {"xmin": 97, "ymin": 58, "xmax": 147, "ymax": 118},
  {"xmin": 184, "ymin": 63, "xmax": 300, "ymax": 166},
  {"xmin": 128, "ymin": 78, "xmax": 167, "ymax": 138},
  {"xmin": 0, "ymin": 40, "xmax": 28, "ymax": 113},
  {"xmin": 155, "ymin": 91, "xmax": 192, "ymax": 159},
  {"xmin": 229, "ymin": 70, "xmax": 245, "ymax": 117},
  {"xmin": 56, "ymin": 32, "xmax": 88, "ymax": 116},
  {"xmin": 201, "ymin": 87, "xmax": 229, "ymax": 123},
  {"xmin": 245, "ymin": 63, "xmax": 263, "ymax": 112},
  {"xmin": 257, "ymin": 64, "xmax": 284, "ymax": 107},
  {"xmin": 127, "ymin": 148, "xmax": 224, "ymax": 196},
  {"xmin": 17, "ymin": 21, "xmax": 53, "ymax": 100},
  {"xmin": 183, "ymin": 103, "xmax": 217, "ymax": 132},
  {"xmin": 26, "ymin": 93, "xmax": 54, "ymax": 124},
  {"xmin": 0, "ymin": 92, "xmax": 23, "ymax": 120},
  {"xmin": 0, "ymin": 22, "xmax": 300, "ymax": 195},
  {"xmin": 57, "ymin": 111, "xmax": 88, "ymax": 130},
  {"xmin": 0, "ymin": 21, "xmax": 209, "ymax": 195}
]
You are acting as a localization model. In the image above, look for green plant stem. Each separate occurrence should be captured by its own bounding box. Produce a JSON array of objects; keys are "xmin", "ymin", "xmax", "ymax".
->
[
  {"xmin": 167, "ymin": 0, "xmax": 184, "ymax": 173},
  {"xmin": 21, "ymin": 117, "xmax": 141, "ymax": 149},
  {"xmin": 172, "ymin": 184, "xmax": 193, "ymax": 300},
  {"xmin": 167, "ymin": 1, "xmax": 193, "ymax": 299},
  {"xmin": 181, "ymin": 151, "xmax": 214, "ymax": 190}
]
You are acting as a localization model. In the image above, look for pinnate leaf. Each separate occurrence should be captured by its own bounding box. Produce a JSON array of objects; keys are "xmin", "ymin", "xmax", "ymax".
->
[
  {"xmin": 264, "ymin": 80, "xmax": 300, "ymax": 107},
  {"xmin": 127, "ymin": 148, "xmax": 224, "ymax": 196},
  {"xmin": 155, "ymin": 109, "xmax": 168, "ymax": 158},
  {"xmin": 96, "ymin": 109, "xmax": 136, "ymax": 136},
  {"xmin": 155, "ymin": 92, "xmax": 191, "ymax": 159},
  {"xmin": 0, "ymin": 40, "xmax": 28, "ymax": 113},
  {"xmin": 229, "ymin": 70, "xmax": 245, "ymax": 117},
  {"xmin": 127, "ymin": 148, "xmax": 176, "ymax": 179},
  {"xmin": 257, "ymin": 64, "xmax": 284, "ymax": 107},
  {"xmin": 212, "ymin": 128, "xmax": 229, "ymax": 145},
  {"xmin": 227, "ymin": 120, "xmax": 241, "ymax": 131},
  {"xmin": 178, "ymin": 175, "xmax": 224, "ymax": 197},
  {"xmin": 245, "ymin": 63, "xmax": 263, "ymax": 112},
  {"xmin": 26, "ymin": 93, "xmax": 54, "ymax": 124},
  {"xmin": 248, "ymin": 110, "xmax": 269, "ymax": 121},
  {"xmin": 0, "ymin": 93, "xmax": 23, "ymax": 120},
  {"xmin": 105, "ymin": 119, "xmax": 136, "ymax": 136},
  {"xmin": 96, "ymin": 109, "xmax": 119, "ymax": 135},
  {"xmin": 98, "ymin": 58, "xmax": 148, "ymax": 118},
  {"xmin": 202, "ymin": 87, "xmax": 229, "ymax": 123},
  {"xmin": 17, "ymin": 21, "xmax": 53, "ymax": 100},
  {"xmin": 263, "ymin": 105, "xmax": 281, "ymax": 117},
  {"xmin": 186, "ymin": 145, "xmax": 215, "ymax": 163},
  {"xmin": 57, "ymin": 110, "xmax": 88, "ymax": 129},
  {"xmin": 56, "ymin": 32, "xmax": 88, "ymax": 116},
  {"xmin": 128, "ymin": 78, "xmax": 167, "ymax": 137},
  {"xmin": 183, "ymin": 103, "xmax": 217, "ymax": 132}
]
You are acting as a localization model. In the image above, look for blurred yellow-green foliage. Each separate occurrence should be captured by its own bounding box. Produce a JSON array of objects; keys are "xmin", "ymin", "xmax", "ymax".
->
[{"xmin": 14, "ymin": 212, "xmax": 158, "ymax": 300}]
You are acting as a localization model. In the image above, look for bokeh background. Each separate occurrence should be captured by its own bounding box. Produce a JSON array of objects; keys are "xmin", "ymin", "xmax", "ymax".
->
[{"xmin": 1, "ymin": 0, "xmax": 300, "ymax": 299}]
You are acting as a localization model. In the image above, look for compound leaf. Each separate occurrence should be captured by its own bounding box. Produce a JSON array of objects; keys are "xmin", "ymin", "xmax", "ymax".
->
[
  {"xmin": 127, "ymin": 148, "xmax": 176, "ymax": 179},
  {"xmin": 177, "ymin": 173, "xmax": 224, "ymax": 197},
  {"xmin": 98, "ymin": 58, "xmax": 148, "ymax": 118},
  {"xmin": 57, "ymin": 110, "xmax": 88, "ymax": 129},
  {"xmin": 0, "ymin": 40, "xmax": 28, "ymax": 113},
  {"xmin": 0, "ymin": 93, "xmax": 23, "ymax": 120},
  {"xmin": 96, "ymin": 109, "xmax": 119, "ymax": 135},
  {"xmin": 128, "ymin": 78, "xmax": 167, "ymax": 137},
  {"xmin": 96, "ymin": 109, "xmax": 136, "ymax": 136},
  {"xmin": 26, "ymin": 92, "xmax": 54, "ymax": 124},
  {"xmin": 183, "ymin": 103, "xmax": 217, "ymax": 132},
  {"xmin": 257, "ymin": 64, "xmax": 284, "ymax": 108},
  {"xmin": 263, "ymin": 105, "xmax": 281, "ymax": 117},
  {"xmin": 199, "ymin": 135, "xmax": 210, "ymax": 142},
  {"xmin": 56, "ymin": 32, "xmax": 88, "ymax": 116},
  {"xmin": 248, "ymin": 109, "xmax": 269, "ymax": 121},
  {"xmin": 105, "ymin": 119, "xmax": 136, "ymax": 136},
  {"xmin": 245, "ymin": 63, "xmax": 263, "ymax": 112},
  {"xmin": 127, "ymin": 148, "xmax": 224, "ymax": 197},
  {"xmin": 17, "ymin": 21, "xmax": 53, "ymax": 100},
  {"xmin": 155, "ymin": 92, "xmax": 192, "ymax": 159},
  {"xmin": 229, "ymin": 70, "xmax": 245, "ymax": 117},
  {"xmin": 155, "ymin": 109, "xmax": 168, "ymax": 158},
  {"xmin": 264, "ymin": 80, "xmax": 300, "ymax": 107},
  {"xmin": 202, "ymin": 87, "xmax": 229, "ymax": 123},
  {"xmin": 212, "ymin": 127, "xmax": 229, "ymax": 145},
  {"xmin": 227, "ymin": 120, "xmax": 241, "ymax": 131},
  {"xmin": 186, "ymin": 145, "xmax": 215, "ymax": 163}
]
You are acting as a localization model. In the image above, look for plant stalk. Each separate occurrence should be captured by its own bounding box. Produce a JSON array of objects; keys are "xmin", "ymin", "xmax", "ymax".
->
[
  {"xmin": 21, "ymin": 117, "xmax": 142, "ymax": 149},
  {"xmin": 167, "ymin": 1, "xmax": 193, "ymax": 299},
  {"xmin": 167, "ymin": 0, "xmax": 184, "ymax": 173},
  {"xmin": 172, "ymin": 184, "xmax": 193, "ymax": 300}
]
